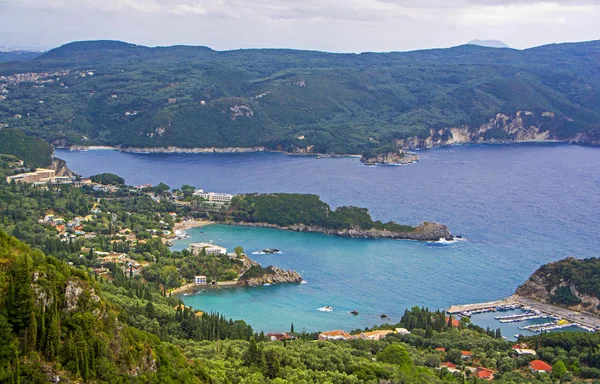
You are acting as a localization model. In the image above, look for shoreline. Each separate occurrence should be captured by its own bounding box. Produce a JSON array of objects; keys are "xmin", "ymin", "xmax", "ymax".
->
[
  {"xmin": 220, "ymin": 221, "xmax": 453, "ymax": 242},
  {"xmin": 173, "ymin": 219, "xmax": 214, "ymax": 232}
]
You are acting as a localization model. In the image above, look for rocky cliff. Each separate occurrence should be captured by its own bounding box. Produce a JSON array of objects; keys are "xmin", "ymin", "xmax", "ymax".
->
[
  {"xmin": 49, "ymin": 157, "xmax": 77, "ymax": 177},
  {"xmin": 238, "ymin": 266, "xmax": 303, "ymax": 287},
  {"xmin": 228, "ymin": 221, "xmax": 453, "ymax": 241},
  {"xmin": 396, "ymin": 111, "xmax": 558, "ymax": 150},
  {"xmin": 361, "ymin": 150, "xmax": 419, "ymax": 165},
  {"xmin": 515, "ymin": 257, "xmax": 600, "ymax": 315}
]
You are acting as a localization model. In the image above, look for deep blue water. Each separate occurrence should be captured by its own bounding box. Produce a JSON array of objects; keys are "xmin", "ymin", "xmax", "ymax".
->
[{"xmin": 56, "ymin": 144, "xmax": 600, "ymax": 335}]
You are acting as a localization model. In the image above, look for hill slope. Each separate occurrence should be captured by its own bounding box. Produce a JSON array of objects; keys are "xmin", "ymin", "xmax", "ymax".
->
[
  {"xmin": 1, "ymin": 40, "xmax": 600, "ymax": 154},
  {"xmin": 516, "ymin": 257, "xmax": 600, "ymax": 315}
]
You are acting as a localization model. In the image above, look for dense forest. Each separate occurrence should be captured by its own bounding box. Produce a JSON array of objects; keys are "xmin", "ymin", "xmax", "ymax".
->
[
  {"xmin": 230, "ymin": 194, "xmax": 415, "ymax": 232},
  {"xmin": 0, "ymin": 128, "xmax": 53, "ymax": 167},
  {"xmin": 1, "ymin": 40, "xmax": 600, "ymax": 154}
]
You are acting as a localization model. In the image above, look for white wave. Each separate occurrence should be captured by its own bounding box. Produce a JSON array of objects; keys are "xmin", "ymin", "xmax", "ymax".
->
[
  {"xmin": 300, "ymin": 280, "xmax": 308, "ymax": 284},
  {"xmin": 427, "ymin": 237, "xmax": 466, "ymax": 245}
]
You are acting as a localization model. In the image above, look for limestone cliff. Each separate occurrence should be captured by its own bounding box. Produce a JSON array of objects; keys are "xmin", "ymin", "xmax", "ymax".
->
[
  {"xmin": 361, "ymin": 150, "xmax": 419, "ymax": 165},
  {"xmin": 395, "ymin": 111, "xmax": 558, "ymax": 150},
  {"xmin": 49, "ymin": 157, "xmax": 77, "ymax": 177},
  {"xmin": 238, "ymin": 266, "xmax": 303, "ymax": 287}
]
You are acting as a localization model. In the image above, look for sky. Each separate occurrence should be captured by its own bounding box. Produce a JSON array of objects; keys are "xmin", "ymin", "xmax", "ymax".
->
[{"xmin": 0, "ymin": 0, "xmax": 599, "ymax": 52}]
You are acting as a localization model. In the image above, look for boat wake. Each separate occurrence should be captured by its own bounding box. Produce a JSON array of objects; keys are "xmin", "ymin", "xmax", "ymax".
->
[
  {"xmin": 317, "ymin": 306, "xmax": 333, "ymax": 312},
  {"xmin": 300, "ymin": 280, "xmax": 308, "ymax": 284}
]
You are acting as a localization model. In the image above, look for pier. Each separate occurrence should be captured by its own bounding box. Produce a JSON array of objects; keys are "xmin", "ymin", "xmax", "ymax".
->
[{"xmin": 448, "ymin": 296, "xmax": 600, "ymax": 335}]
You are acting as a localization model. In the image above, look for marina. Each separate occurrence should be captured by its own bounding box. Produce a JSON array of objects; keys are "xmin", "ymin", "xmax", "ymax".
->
[{"xmin": 450, "ymin": 297, "xmax": 598, "ymax": 340}]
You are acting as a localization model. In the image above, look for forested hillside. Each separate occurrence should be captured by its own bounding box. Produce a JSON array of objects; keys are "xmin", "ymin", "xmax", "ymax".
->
[
  {"xmin": 516, "ymin": 257, "xmax": 600, "ymax": 313},
  {"xmin": 0, "ymin": 128, "xmax": 53, "ymax": 167},
  {"xmin": 0, "ymin": 40, "xmax": 600, "ymax": 154}
]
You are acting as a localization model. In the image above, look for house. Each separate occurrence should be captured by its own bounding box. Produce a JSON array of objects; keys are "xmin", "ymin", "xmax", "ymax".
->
[
  {"xmin": 529, "ymin": 360, "xmax": 552, "ymax": 373},
  {"xmin": 190, "ymin": 242, "xmax": 227, "ymax": 256},
  {"xmin": 194, "ymin": 275, "xmax": 207, "ymax": 285},
  {"xmin": 356, "ymin": 330, "xmax": 395, "ymax": 340},
  {"xmin": 439, "ymin": 362, "xmax": 460, "ymax": 373},
  {"xmin": 266, "ymin": 333, "xmax": 291, "ymax": 341},
  {"xmin": 168, "ymin": 98, "xmax": 177, "ymax": 104},
  {"xmin": 461, "ymin": 351, "xmax": 472, "ymax": 359},
  {"xmin": 395, "ymin": 328, "xmax": 411, "ymax": 335},
  {"xmin": 435, "ymin": 347, "xmax": 446, "ymax": 353},
  {"xmin": 318, "ymin": 330, "xmax": 352, "ymax": 340},
  {"xmin": 473, "ymin": 367, "xmax": 495, "ymax": 381},
  {"xmin": 445, "ymin": 316, "xmax": 460, "ymax": 327},
  {"xmin": 93, "ymin": 267, "xmax": 109, "ymax": 275},
  {"xmin": 512, "ymin": 344, "xmax": 537, "ymax": 355}
]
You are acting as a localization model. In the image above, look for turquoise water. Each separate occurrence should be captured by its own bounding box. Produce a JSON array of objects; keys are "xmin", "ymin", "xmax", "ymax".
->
[{"xmin": 56, "ymin": 144, "xmax": 600, "ymax": 334}]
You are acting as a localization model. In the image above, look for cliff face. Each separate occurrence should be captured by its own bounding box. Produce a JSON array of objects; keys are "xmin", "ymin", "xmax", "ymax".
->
[
  {"xmin": 396, "ymin": 111, "xmax": 557, "ymax": 150},
  {"xmin": 361, "ymin": 150, "xmax": 419, "ymax": 165},
  {"xmin": 229, "ymin": 221, "xmax": 452, "ymax": 241},
  {"xmin": 238, "ymin": 266, "xmax": 303, "ymax": 287},
  {"xmin": 49, "ymin": 157, "xmax": 77, "ymax": 177},
  {"xmin": 515, "ymin": 257, "xmax": 600, "ymax": 315}
]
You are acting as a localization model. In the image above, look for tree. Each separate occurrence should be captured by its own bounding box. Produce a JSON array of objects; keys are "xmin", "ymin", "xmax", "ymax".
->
[
  {"xmin": 553, "ymin": 360, "xmax": 568, "ymax": 383},
  {"xmin": 445, "ymin": 349, "xmax": 463, "ymax": 365},
  {"xmin": 234, "ymin": 246, "xmax": 244, "ymax": 257},
  {"xmin": 26, "ymin": 311, "xmax": 37, "ymax": 353},
  {"xmin": 377, "ymin": 345, "xmax": 411, "ymax": 367},
  {"xmin": 0, "ymin": 314, "xmax": 16, "ymax": 382},
  {"xmin": 181, "ymin": 185, "xmax": 195, "ymax": 198},
  {"xmin": 290, "ymin": 323, "xmax": 294, "ymax": 334},
  {"xmin": 153, "ymin": 183, "xmax": 170, "ymax": 196}
]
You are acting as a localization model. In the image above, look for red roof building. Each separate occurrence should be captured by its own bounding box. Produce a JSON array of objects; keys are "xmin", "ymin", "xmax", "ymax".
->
[
  {"xmin": 266, "ymin": 333, "xmax": 291, "ymax": 341},
  {"xmin": 473, "ymin": 367, "xmax": 495, "ymax": 381},
  {"xmin": 461, "ymin": 351, "xmax": 472, "ymax": 359},
  {"xmin": 440, "ymin": 362, "xmax": 456, "ymax": 369},
  {"xmin": 445, "ymin": 316, "xmax": 460, "ymax": 327},
  {"xmin": 435, "ymin": 347, "xmax": 446, "ymax": 352},
  {"xmin": 529, "ymin": 360, "xmax": 552, "ymax": 373}
]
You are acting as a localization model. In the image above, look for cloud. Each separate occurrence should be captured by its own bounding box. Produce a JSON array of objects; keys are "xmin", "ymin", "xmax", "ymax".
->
[{"xmin": 457, "ymin": 2, "xmax": 594, "ymax": 26}]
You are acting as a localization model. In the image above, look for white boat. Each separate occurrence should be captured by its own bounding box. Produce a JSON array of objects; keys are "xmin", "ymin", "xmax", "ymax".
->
[{"xmin": 317, "ymin": 306, "xmax": 333, "ymax": 312}]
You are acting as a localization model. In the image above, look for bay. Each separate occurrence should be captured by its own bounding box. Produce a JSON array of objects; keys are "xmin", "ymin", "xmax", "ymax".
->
[{"xmin": 56, "ymin": 144, "xmax": 600, "ymax": 335}]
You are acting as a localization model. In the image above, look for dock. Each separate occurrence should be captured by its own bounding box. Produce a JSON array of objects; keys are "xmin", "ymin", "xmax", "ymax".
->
[
  {"xmin": 449, "ymin": 295, "xmax": 600, "ymax": 334},
  {"xmin": 447, "ymin": 298, "xmax": 518, "ymax": 315}
]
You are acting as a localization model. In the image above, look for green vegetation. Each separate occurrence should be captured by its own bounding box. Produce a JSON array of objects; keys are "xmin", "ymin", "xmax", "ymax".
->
[
  {"xmin": 517, "ymin": 257, "xmax": 600, "ymax": 309},
  {"xmin": 90, "ymin": 172, "xmax": 125, "ymax": 185},
  {"xmin": 0, "ymin": 128, "xmax": 53, "ymax": 167},
  {"xmin": 1, "ymin": 40, "xmax": 600, "ymax": 154},
  {"xmin": 231, "ymin": 193, "xmax": 414, "ymax": 232}
]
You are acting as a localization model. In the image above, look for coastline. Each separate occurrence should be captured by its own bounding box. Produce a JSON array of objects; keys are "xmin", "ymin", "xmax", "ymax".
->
[
  {"xmin": 221, "ymin": 221, "xmax": 452, "ymax": 242},
  {"xmin": 173, "ymin": 219, "xmax": 214, "ymax": 232}
]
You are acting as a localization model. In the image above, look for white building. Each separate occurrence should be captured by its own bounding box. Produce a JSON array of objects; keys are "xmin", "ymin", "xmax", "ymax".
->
[
  {"xmin": 193, "ymin": 190, "xmax": 233, "ymax": 204},
  {"xmin": 194, "ymin": 275, "xmax": 207, "ymax": 285},
  {"xmin": 190, "ymin": 242, "xmax": 227, "ymax": 256}
]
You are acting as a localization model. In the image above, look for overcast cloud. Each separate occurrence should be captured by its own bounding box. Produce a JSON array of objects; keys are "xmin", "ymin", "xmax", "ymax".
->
[{"xmin": 0, "ymin": 0, "xmax": 598, "ymax": 51}]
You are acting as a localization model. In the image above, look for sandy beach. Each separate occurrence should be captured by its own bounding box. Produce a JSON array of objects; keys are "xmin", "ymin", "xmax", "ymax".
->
[{"xmin": 173, "ymin": 219, "xmax": 214, "ymax": 232}]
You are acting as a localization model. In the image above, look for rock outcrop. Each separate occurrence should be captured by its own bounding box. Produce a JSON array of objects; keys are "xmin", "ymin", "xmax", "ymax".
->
[
  {"xmin": 515, "ymin": 257, "xmax": 600, "ymax": 315},
  {"xmin": 49, "ymin": 157, "xmax": 77, "ymax": 177},
  {"xmin": 238, "ymin": 266, "xmax": 303, "ymax": 287},
  {"xmin": 228, "ymin": 221, "xmax": 453, "ymax": 241},
  {"xmin": 395, "ymin": 111, "xmax": 558, "ymax": 150},
  {"xmin": 361, "ymin": 150, "xmax": 419, "ymax": 165}
]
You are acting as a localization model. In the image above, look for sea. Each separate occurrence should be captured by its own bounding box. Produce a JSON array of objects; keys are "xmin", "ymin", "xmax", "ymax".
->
[{"xmin": 56, "ymin": 143, "xmax": 600, "ymax": 339}]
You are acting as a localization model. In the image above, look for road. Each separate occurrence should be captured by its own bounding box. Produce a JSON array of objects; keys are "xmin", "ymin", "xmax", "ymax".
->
[{"xmin": 515, "ymin": 296, "xmax": 600, "ymax": 330}]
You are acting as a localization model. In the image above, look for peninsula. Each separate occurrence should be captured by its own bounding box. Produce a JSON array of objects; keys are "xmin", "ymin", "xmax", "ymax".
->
[{"xmin": 228, "ymin": 193, "xmax": 453, "ymax": 241}]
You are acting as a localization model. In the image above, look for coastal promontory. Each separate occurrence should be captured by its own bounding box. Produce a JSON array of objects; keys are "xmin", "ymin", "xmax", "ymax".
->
[
  {"xmin": 515, "ymin": 257, "xmax": 600, "ymax": 315},
  {"xmin": 228, "ymin": 193, "xmax": 453, "ymax": 241}
]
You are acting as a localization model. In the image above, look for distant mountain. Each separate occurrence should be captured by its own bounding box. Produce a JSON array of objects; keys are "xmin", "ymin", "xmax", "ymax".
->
[
  {"xmin": 0, "ymin": 39, "xmax": 600, "ymax": 155},
  {"xmin": 0, "ymin": 50, "xmax": 41, "ymax": 63},
  {"xmin": 467, "ymin": 39, "xmax": 510, "ymax": 48}
]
